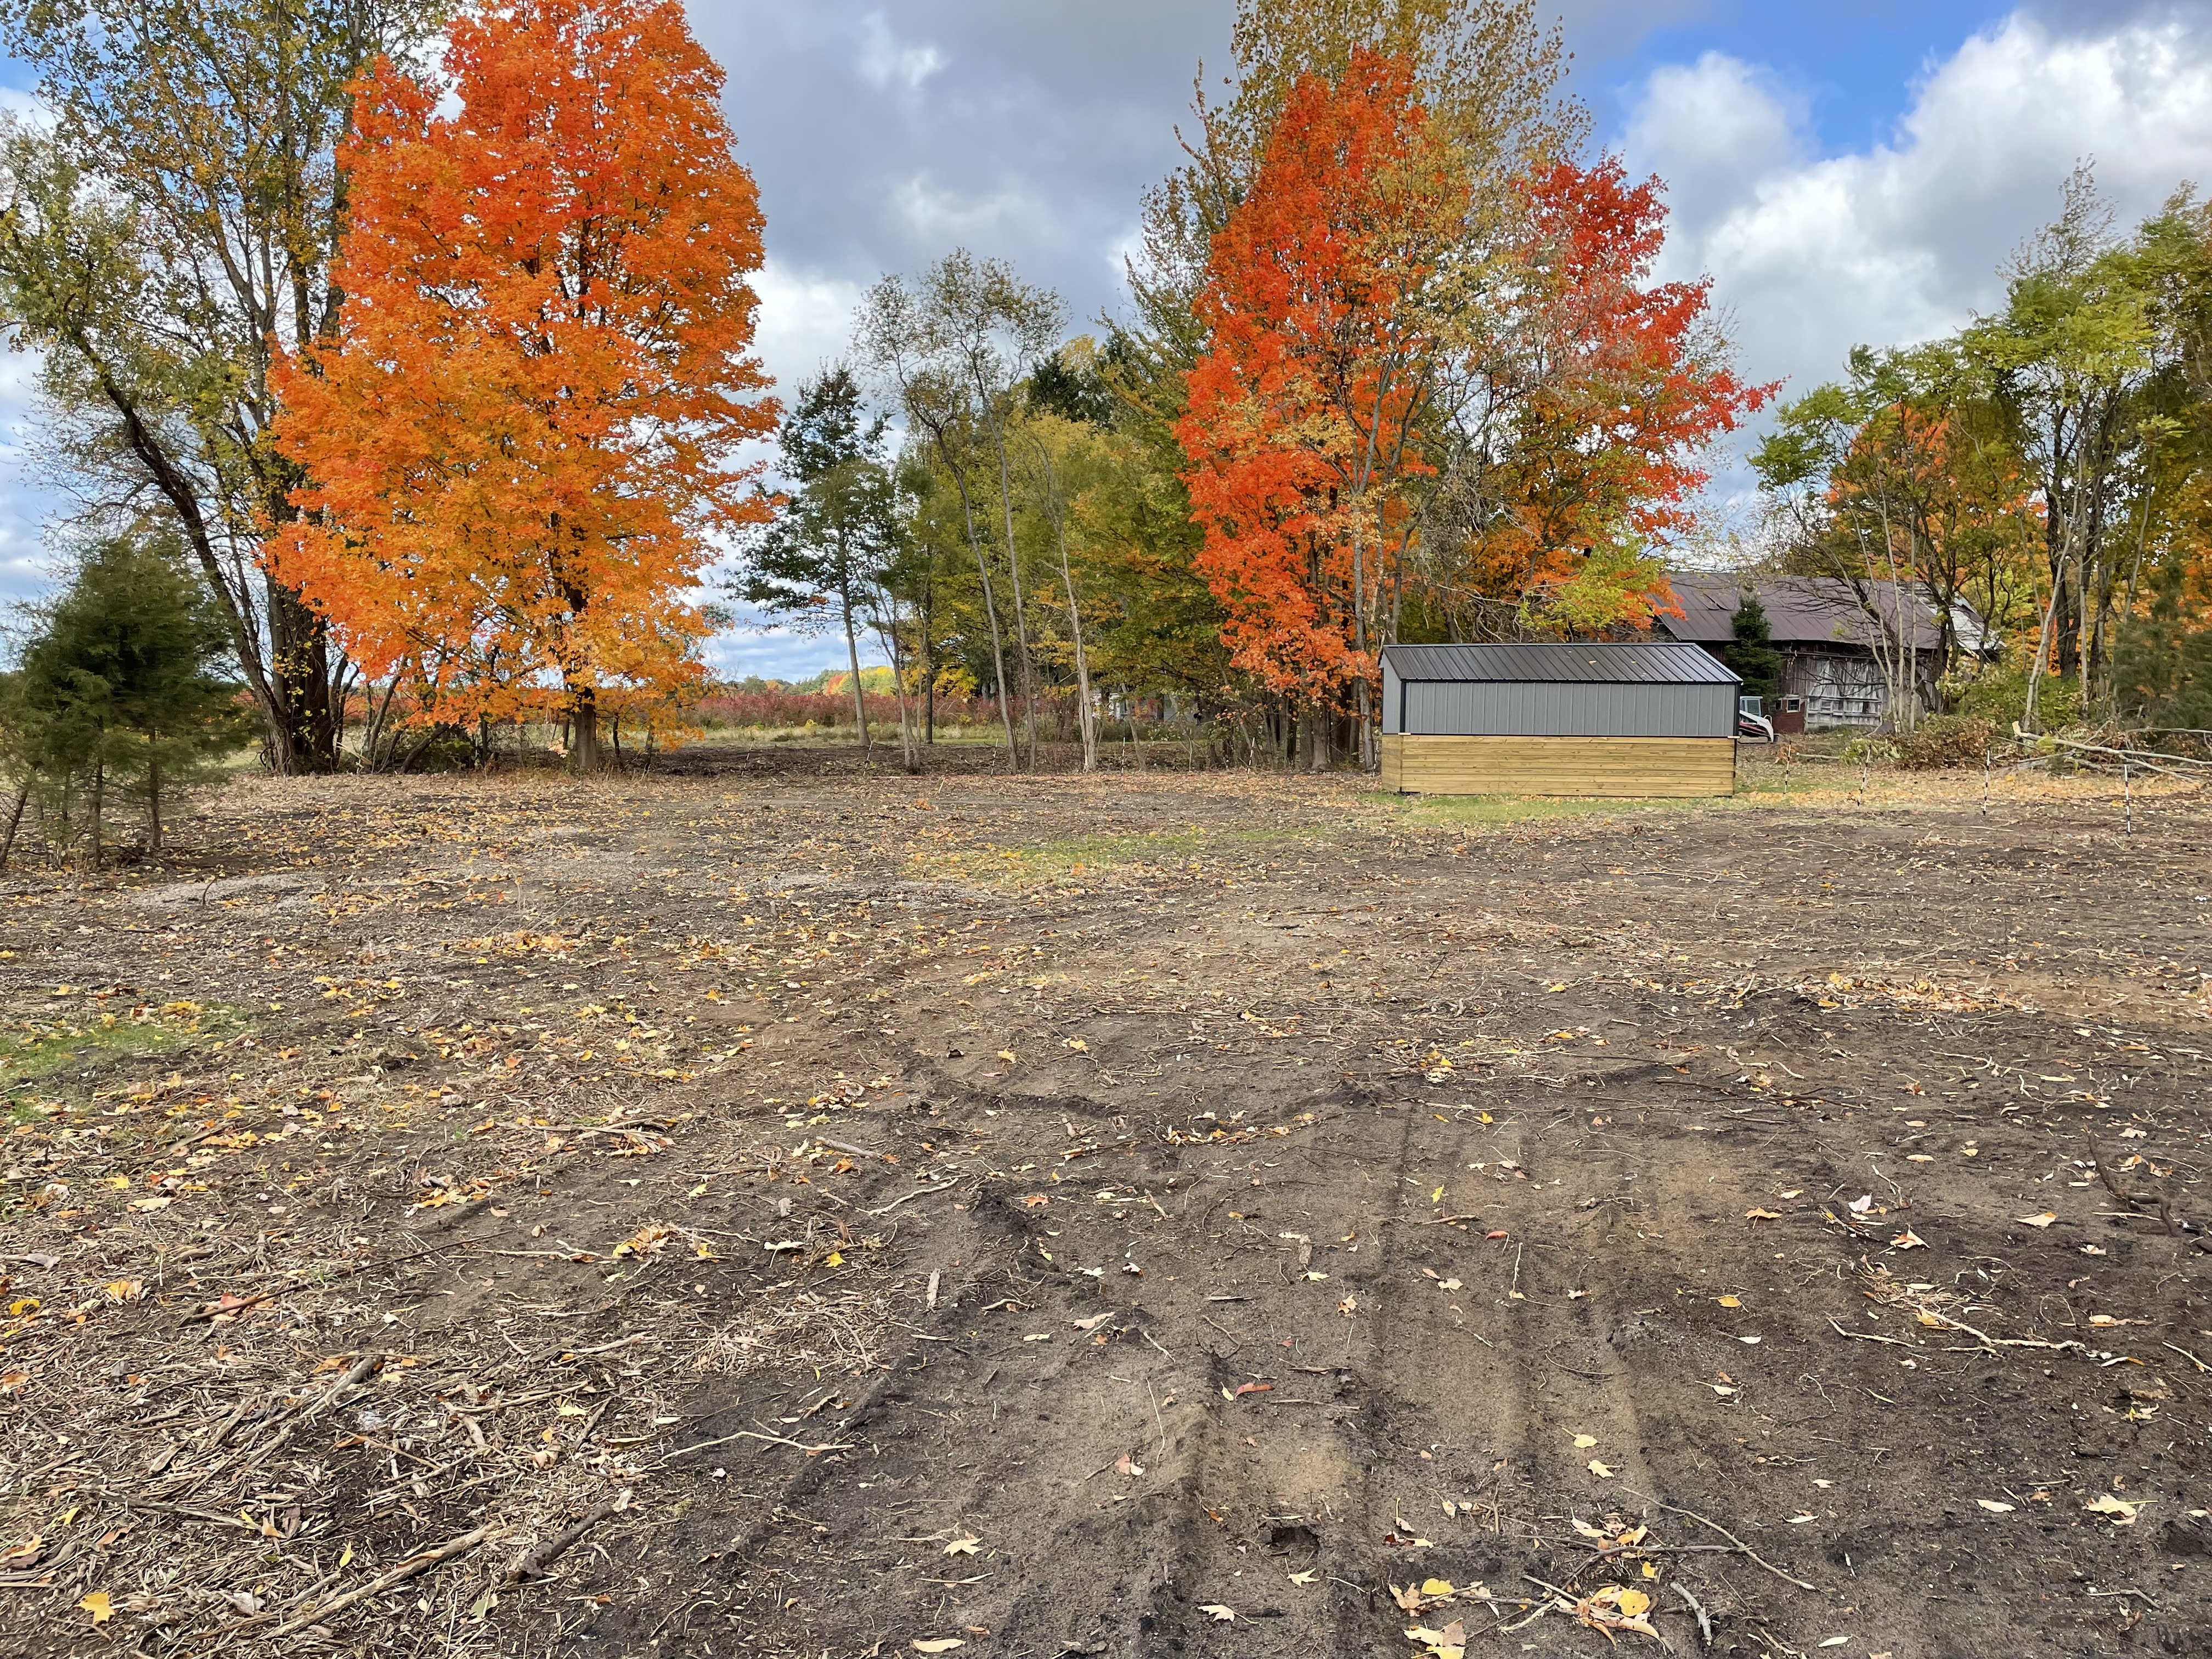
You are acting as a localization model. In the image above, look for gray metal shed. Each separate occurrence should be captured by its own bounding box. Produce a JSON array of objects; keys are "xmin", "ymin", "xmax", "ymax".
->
[{"xmin": 1378, "ymin": 642, "xmax": 1740, "ymax": 797}]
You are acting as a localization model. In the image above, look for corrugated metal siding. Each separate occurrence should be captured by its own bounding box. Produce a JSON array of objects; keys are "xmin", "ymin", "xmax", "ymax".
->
[
  {"xmin": 1382, "ymin": 659, "xmax": 1402, "ymax": 734},
  {"xmin": 1380, "ymin": 642, "xmax": 1737, "ymax": 685},
  {"xmin": 1403, "ymin": 681, "xmax": 1735, "ymax": 737}
]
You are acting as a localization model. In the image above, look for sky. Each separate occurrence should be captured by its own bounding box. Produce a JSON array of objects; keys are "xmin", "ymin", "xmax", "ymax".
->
[{"xmin": 2, "ymin": 0, "xmax": 2209, "ymax": 680}]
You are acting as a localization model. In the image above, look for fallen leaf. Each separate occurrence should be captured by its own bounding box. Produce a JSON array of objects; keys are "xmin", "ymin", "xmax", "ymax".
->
[
  {"xmin": 1021, "ymin": 1193, "xmax": 1050, "ymax": 1207},
  {"xmin": 1419, "ymin": 1578, "xmax": 1454, "ymax": 1597},
  {"xmin": 1571, "ymin": 1518, "xmax": 1610, "ymax": 1540},
  {"xmin": 1587, "ymin": 1459, "xmax": 1615, "ymax": 1479},
  {"xmin": 1744, "ymin": 1208, "xmax": 1781, "ymax": 1221},
  {"xmin": 1071, "ymin": 1312, "xmax": 1113, "ymax": 1332},
  {"xmin": 1717, "ymin": 1295, "xmax": 1742, "ymax": 1308},
  {"xmin": 1615, "ymin": 1588, "xmax": 1652, "ymax": 1618},
  {"xmin": 1114, "ymin": 1453, "xmax": 1144, "ymax": 1478},
  {"xmin": 945, "ymin": 1536, "xmax": 980, "ymax": 1555},
  {"xmin": 996, "ymin": 1050, "xmax": 1017, "ymax": 1063},
  {"xmin": 1483, "ymin": 1229, "xmax": 1508, "ymax": 1240},
  {"xmin": 78, "ymin": 1591, "xmax": 112, "ymax": 1625},
  {"xmin": 1572, "ymin": 1434, "xmax": 1597, "ymax": 1449},
  {"xmin": 1437, "ymin": 1278, "xmax": 1462, "ymax": 1290},
  {"xmin": 1232, "ymin": 1381, "xmax": 1273, "ymax": 1397},
  {"xmin": 1847, "ymin": 1194, "xmax": 1875, "ymax": 1214},
  {"xmin": 2015, "ymin": 1213, "xmax": 2057, "ymax": 1228},
  {"xmin": 2085, "ymin": 1493, "xmax": 2142, "ymax": 1524},
  {"xmin": 1891, "ymin": 1230, "xmax": 1928, "ymax": 1250},
  {"xmin": 1976, "ymin": 1500, "xmax": 2015, "ymax": 1514},
  {"xmin": 1199, "ymin": 1604, "xmax": 1237, "ymax": 1622},
  {"xmin": 1288, "ymin": 1568, "xmax": 1317, "ymax": 1585},
  {"xmin": 912, "ymin": 1641, "xmax": 966, "ymax": 1655},
  {"xmin": 1778, "ymin": 1189, "xmax": 1803, "ymax": 1199}
]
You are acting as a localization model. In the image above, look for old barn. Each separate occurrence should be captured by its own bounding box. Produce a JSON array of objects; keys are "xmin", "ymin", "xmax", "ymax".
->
[{"xmin": 1379, "ymin": 642, "xmax": 1740, "ymax": 797}]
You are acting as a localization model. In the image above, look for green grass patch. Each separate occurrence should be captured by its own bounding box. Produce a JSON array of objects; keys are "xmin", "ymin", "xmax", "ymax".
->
[
  {"xmin": 1365, "ymin": 792, "xmax": 1722, "ymax": 828},
  {"xmin": 0, "ymin": 996, "xmax": 247, "ymax": 1103},
  {"xmin": 919, "ymin": 825, "xmax": 1326, "ymax": 887}
]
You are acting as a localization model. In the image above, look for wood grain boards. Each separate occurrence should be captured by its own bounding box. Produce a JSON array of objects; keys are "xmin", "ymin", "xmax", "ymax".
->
[{"xmin": 1380, "ymin": 733, "xmax": 1735, "ymax": 798}]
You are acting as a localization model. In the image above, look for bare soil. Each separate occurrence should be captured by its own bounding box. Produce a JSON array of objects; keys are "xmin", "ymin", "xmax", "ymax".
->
[{"xmin": 2, "ymin": 750, "xmax": 2208, "ymax": 1659}]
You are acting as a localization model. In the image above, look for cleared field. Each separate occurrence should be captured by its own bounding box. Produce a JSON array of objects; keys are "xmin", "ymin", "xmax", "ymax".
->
[{"xmin": 0, "ymin": 751, "xmax": 2205, "ymax": 1659}]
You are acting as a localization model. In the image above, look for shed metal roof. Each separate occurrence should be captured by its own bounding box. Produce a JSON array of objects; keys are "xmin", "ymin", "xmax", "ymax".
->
[{"xmin": 1379, "ymin": 642, "xmax": 1739, "ymax": 686}]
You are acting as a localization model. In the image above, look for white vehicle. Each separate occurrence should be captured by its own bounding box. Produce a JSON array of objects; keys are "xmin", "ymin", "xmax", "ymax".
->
[{"xmin": 1736, "ymin": 695, "xmax": 1776, "ymax": 742}]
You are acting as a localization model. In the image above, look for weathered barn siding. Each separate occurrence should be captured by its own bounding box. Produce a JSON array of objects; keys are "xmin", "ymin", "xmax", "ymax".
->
[{"xmin": 1381, "ymin": 734, "xmax": 1736, "ymax": 798}]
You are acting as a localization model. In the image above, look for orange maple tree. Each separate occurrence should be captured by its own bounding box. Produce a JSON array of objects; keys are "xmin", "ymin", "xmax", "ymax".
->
[
  {"xmin": 270, "ymin": 0, "xmax": 775, "ymax": 767},
  {"xmin": 1177, "ymin": 48, "xmax": 1460, "ymax": 723},
  {"xmin": 1469, "ymin": 158, "xmax": 1774, "ymax": 628},
  {"xmin": 1180, "ymin": 57, "xmax": 1773, "ymax": 715}
]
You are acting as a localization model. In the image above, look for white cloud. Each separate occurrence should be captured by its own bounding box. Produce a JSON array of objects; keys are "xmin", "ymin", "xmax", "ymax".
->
[
  {"xmin": 855, "ymin": 13, "xmax": 945, "ymax": 92},
  {"xmin": 749, "ymin": 257, "xmax": 867, "ymax": 391},
  {"xmin": 889, "ymin": 174, "xmax": 1046, "ymax": 248},
  {"xmin": 1626, "ymin": 13, "xmax": 2212, "ymax": 405}
]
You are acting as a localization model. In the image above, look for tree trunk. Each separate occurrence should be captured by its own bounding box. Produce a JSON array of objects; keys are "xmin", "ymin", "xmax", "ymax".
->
[
  {"xmin": 569, "ymin": 685, "xmax": 603, "ymax": 772},
  {"xmin": 991, "ymin": 429, "xmax": 1038, "ymax": 771},
  {"xmin": 0, "ymin": 783, "xmax": 27, "ymax": 869},
  {"xmin": 266, "ymin": 583, "xmax": 342, "ymax": 773},
  {"xmin": 1053, "ymin": 519, "xmax": 1098, "ymax": 772},
  {"xmin": 842, "ymin": 591, "xmax": 872, "ymax": 762}
]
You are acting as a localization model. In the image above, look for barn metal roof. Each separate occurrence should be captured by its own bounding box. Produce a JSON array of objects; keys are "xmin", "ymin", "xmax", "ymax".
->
[
  {"xmin": 1656, "ymin": 572, "xmax": 1990, "ymax": 653},
  {"xmin": 1379, "ymin": 642, "xmax": 1739, "ymax": 685}
]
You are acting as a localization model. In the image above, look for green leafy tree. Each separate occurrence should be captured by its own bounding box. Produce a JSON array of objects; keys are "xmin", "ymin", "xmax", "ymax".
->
[
  {"xmin": 0, "ymin": 0, "xmax": 447, "ymax": 773},
  {"xmin": 2, "ymin": 535, "xmax": 243, "ymax": 866},
  {"xmin": 740, "ymin": 368, "xmax": 904, "ymax": 761}
]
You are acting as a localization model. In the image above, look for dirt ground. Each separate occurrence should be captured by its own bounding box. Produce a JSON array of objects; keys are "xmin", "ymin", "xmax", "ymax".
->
[{"xmin": 2, "ymin": 748, "xmax": 2208, "ymax": 1659}]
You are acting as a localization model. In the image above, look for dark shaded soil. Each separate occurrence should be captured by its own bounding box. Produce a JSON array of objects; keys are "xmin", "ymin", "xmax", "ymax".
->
[{"xmin": 2, "ymin": 753, "xmax": 2207, "ymax": 1659}]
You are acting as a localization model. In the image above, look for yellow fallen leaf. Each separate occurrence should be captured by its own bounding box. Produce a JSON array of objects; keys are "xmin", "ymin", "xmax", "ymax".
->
[
  {"xmin": 1064, "ymin": 1037, "xmax": 1088, "ymax": 1051},
  {"xmin": 1431, "ymin": 1186, "xmax": 1444, "ymax": 1204},
  {"xmin": 1745, "ymin": 1208, "xmax": 1781, "ymax": 1221},
  {"xmin": 945, "ymin": 1536, "xmax": 980, "ymax": 1555},
  {"xmin": 912, "ymin": 1642, "xmax": 964, "ymax": 1655},
  {"xmin": 1717, "ymin": 1296, "xmax": 1741, "ymax": 1308},
  {"xmin": 1587, "ymin": 1459, "xmax": 1615, "ymax": 1479},
  {"xmin": 996, "ymin": 1050, "xmax": 1017, "ymax": 1063},
  {"xmin": 2015, "ymin": 1213, "xmax": 2057, "ymax": 1228},
  {"xmin": 1572, "ymin": 1434, "xmax": 1597, "ymax": 1449},
  {"xmin": 79, "ymin": 1590, "xmax": 112, "ymax": 1625},
  {"xmin": 1615, "ymin": 1588, "xmax": 1652, "ymax": 1618},
  {"xmin": 1419, "ymin": 1578, "xmax": 1454, "ymax": 1597},
  {"xmin": 2085, "ymin": 1493, "xmax": 2142, "ymax": 1524}
]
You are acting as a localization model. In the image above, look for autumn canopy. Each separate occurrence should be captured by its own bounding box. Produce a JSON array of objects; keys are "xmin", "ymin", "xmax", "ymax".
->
[{"xmin": 272, "ymin": 0, "xmax": 776, "ymax": 769}]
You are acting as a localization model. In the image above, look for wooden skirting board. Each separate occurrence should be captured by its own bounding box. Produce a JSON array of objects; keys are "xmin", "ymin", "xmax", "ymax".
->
[{"xmin": 1381, "ymin": 733, "xmax": 1735, "ymax": 798}]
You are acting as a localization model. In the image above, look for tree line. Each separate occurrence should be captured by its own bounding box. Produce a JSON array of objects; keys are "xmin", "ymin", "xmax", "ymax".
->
[
  {"xmin": 1754, "ymin": 167, "xmax": 2212, "ymax": 737},
  {"xmin": 0, "ymin": 0, "xmax": 2202, "ymax": 845}
]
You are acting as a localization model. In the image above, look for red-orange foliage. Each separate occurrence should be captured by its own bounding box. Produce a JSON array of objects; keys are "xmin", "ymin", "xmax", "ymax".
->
[
  {"xmin": 1178, "ymin": 49, "xmax": 1458, "ymax": 704},
  {"xmin": 270, "ymin": 0, "xmax": 775, "ymax": 765},
  {"xmin": 1471, "ymin": 159, "xmax": 1774, "ymax": 624},
  {"xmin": 1178, "ymin": 52, "xmax": 1772, "ymax": 696}
]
